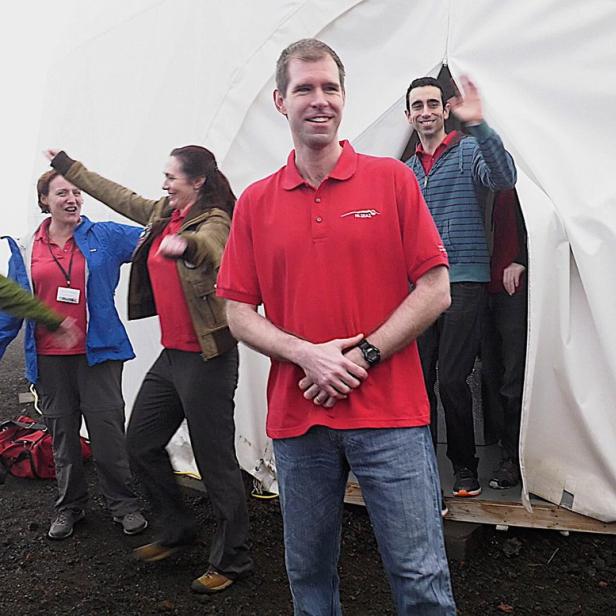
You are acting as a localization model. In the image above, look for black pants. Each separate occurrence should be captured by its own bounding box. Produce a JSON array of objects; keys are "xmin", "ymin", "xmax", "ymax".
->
[
  {"xmin": 126, "ymin": 347, "xmax": 252, "ymax": 578},
  {"xmin": 418, "ymin": 282, "xmax": 486, "ymax": 472},
  {"xmin": 481, "ymin": 287, "xmax": 527, "ymax": 461}
]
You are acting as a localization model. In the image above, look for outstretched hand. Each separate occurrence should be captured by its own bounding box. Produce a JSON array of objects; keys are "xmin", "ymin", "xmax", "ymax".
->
[
  {"xmin": 157, "ymin": 235, "xmax": 188, "ymax": 259},
  {"xmin": 53, "ymin": 317, "xmax": 83, "ymax": 349},
  {"xmin": 448, "ymin": 75, "xmax": 483, "ymax": 126}
]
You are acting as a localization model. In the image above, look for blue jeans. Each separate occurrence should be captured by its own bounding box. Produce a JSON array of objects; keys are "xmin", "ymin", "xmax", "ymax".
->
[{"xmin": 274, "ymin": 426, "xmax": 456, "ymax": 615}]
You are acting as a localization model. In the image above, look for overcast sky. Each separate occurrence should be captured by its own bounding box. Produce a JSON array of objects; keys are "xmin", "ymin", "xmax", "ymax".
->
[
  {"xmin": 0, "ymin": 1, "xmax": 152, "ymax": 267},
  {"xmin": 1, "ymin": 4, "xmax": 77, "ymax": 239}
]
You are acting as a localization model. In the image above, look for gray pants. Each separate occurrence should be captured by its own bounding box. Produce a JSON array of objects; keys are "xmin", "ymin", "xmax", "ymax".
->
[{"xmin": 36, "ymin": 355, "xmax": 139, "ymax": 517}]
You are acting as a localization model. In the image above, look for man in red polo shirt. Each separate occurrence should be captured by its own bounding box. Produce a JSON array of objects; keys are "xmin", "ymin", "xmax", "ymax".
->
[{"xmin": 217, "ymin": 39, "xmax": 456, "ymax": 614}]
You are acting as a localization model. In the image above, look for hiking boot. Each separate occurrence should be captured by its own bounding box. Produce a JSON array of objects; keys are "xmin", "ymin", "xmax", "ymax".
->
[
  {"xmin": 452, "ymin": 467, "xmax": 481, "ymax": 497},
  {"xmin": 489, "ymin": 458, "xmax": 520, "ymax": 489},
  {"xmin": 191, "ymin": 568, "xmax": 234, "ymax": 594},
  {"xmin": 48, "ymin": 509, "xmax": 85, "ymax": 540},
  {"xmin": 133, "ymin": 541, "xmax": 181, "ymax": 562},
  {"xmin": 113, "ymin": 511, "xmax": 148, "ymax": 535}
]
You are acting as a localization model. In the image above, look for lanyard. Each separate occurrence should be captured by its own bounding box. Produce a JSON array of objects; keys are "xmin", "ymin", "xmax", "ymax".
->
[{"xmin": 47, "ymin": 239, "xmax": 75, "ymax": 287}]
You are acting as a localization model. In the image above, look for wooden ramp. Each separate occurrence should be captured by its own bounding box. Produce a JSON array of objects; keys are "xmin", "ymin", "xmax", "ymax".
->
[{"xmin": 344, "ymin": 443, "xmax": 616, "ymax": 535}]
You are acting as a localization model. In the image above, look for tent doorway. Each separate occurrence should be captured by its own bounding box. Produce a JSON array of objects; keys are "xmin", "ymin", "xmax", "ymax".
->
[{"xmin": 347, "ymin": 66, "xmax": 615, "ymax": 535}]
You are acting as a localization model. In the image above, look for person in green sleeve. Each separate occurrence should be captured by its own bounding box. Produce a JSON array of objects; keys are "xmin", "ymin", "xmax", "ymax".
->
[{"xmin": 0, "ymin": 274, "xmax": 80, "ymax": 347}]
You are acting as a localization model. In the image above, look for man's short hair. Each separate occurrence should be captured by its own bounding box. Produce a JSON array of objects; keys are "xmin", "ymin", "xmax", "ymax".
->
[
  {"xmin": 276, "ymin": 38, "xmax": 346, "ymax": 96},
  {"xmin": 405, "ymin": 77, "xmax": 446, "ymax": 112}
]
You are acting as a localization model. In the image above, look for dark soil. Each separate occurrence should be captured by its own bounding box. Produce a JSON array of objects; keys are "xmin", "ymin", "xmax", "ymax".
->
[{"xmin": 1, "ymin": 340, "xmax": 615, "ymax": 615}]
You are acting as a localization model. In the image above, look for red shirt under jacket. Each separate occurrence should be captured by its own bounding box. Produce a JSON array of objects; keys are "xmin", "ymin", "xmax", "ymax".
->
[
  {"xmin": 416, "ymin": 130, "xmax": 459, "ymax": 175},
  {"xmin": 147, "ymin": 208, "xmax": 201, "ymax": 352}
]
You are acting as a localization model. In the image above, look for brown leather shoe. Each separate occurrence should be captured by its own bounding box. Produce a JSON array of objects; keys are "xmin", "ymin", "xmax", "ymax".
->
[
  {"xmin": 133, "ymin": 541, "xmax": 180, "ymax": 563},
  {"xmin": 190, "ymin": 568, "xmax": 234, "ymax": 594}
]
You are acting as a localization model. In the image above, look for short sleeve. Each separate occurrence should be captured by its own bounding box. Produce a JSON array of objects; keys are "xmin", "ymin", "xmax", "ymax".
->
[{"xmin": 216, "ymin": 191, "xmax": 262, "ymax": 305}]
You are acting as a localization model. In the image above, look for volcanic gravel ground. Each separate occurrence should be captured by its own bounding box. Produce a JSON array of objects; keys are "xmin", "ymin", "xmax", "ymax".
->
[{"xmin": 1, "ymin": 340, "xmax": 615, "ymax": 615}]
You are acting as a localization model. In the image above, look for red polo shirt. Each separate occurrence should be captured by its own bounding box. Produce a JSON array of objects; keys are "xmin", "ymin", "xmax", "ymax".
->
[
  {"xmin": 31, "ymin": 219, "xmax": 87, "ymax": 355},
  {"xmin": 148, "ymin": 208, "xmax": 201, "ymax": 352},
  {"xmin": 416, "ymin": 130, "xmax": 459, "ymax": 175},
  {"xmin": 217, "ymin": 141, "xmax": 448, "ymax": 438}
]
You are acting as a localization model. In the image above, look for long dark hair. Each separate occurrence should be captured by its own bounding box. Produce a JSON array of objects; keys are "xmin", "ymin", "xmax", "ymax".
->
[{"xmin": 170, "ymin": 145, "xmax": 235, "ymax": 218}]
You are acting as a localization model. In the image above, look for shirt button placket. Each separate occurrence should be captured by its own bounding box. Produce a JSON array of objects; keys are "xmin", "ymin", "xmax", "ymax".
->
[{"xmin": 312, "ymin": 193, "xmax": 326, "ymax": 239}]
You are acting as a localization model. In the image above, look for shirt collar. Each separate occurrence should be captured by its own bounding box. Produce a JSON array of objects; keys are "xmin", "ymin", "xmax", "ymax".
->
[
  {"xmin": 281, "ymin": 140, "xmax": 358, "ymax": 190},
  {"xmin": 415, "ymin": 130, "xmax": 459, "ymax": 155},
  {"xmin": 171, "ymin": 207, "xmax": 188, "ymax": 222},
  {"xmin": 34, "ymin": 218, "xmax": 52, "ymax": 243},
  {"xmin": 34, "ymin": 217, "xmax": 78, "ymax": 246}
]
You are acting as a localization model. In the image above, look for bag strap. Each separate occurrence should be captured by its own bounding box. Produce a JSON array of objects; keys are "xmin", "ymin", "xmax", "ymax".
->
[
  {"xmin": 0, "ymin": 457, "xmax": 9, "ymax": 484},
  {"xmin": 0, "ymin": 418, "xmax": 47, "ymax": 433}
]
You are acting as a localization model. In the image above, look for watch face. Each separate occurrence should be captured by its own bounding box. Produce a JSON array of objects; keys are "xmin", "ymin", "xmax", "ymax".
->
[{"xmin": 360, "ymin": 340, "xmax": 380, "ymax": 366}]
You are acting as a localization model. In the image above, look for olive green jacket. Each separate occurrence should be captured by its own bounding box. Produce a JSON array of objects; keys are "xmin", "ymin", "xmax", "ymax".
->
[
  {"xmin": 0, "ymin": 274, "xmax": 63, "ymax": 330},
  {"xmin": 52, "ymin": 152, "xmax": 235, "ymax": 360}
]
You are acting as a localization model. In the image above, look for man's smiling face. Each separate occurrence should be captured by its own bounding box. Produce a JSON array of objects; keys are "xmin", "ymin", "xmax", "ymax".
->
[
  {"xmin": 274, "ymin": 55, "xmax": 345, "ymax": 150},
  {"xmin": 406, "ymin": 85, "xmax": 449, "ymax": 140}
]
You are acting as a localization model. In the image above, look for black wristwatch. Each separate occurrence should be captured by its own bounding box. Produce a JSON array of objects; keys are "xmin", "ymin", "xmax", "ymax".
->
[{"xmin": 357, "ymin": 339, "xmax": 381, "ymax": 367}]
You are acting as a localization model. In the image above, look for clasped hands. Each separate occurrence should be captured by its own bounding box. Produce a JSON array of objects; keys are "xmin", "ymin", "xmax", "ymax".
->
[{"xmin": 297, "ymin": 333, "xmax": 370, "ymax": 409}]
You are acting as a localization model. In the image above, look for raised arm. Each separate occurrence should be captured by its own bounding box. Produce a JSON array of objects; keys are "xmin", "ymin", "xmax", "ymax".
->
[
  {"xmin": 46, "ymin": 149, "xmax": 164, "ymax": 226},
  {"xmin": 447, "ymin": 76, "xmax": 517, "ymax": 190}
]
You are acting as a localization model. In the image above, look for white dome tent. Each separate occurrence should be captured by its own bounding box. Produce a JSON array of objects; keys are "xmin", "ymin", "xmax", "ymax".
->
[{"xmin": 31, "ymin": 0, "xmax": 616, "ymax": 528}]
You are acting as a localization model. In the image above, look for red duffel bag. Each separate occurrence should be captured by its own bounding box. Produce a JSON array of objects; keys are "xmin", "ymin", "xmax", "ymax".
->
[{"xmin": 0, "ymin": 415, "xmax": 92, "ymax": 483}]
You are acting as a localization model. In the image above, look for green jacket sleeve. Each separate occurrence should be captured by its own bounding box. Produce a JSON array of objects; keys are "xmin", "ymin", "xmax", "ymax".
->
[
  {"xmin": 182, "ymin": 210, "xmax": 231, "ymax": 269},
  {"xmin": 0, "ymin": 275, "xmax": 63, "ymax": 330}
]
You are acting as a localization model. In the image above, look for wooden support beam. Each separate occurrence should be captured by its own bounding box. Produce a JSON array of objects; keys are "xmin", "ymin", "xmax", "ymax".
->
[{"xmin": 344, "ymin": 482, "xmax": 616, "ymax": 535}]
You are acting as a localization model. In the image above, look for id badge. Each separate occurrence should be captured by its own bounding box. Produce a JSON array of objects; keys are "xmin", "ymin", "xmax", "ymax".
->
[{"xmin": 57, "ymin": 286, "xmax": 80, "ymax": 304}]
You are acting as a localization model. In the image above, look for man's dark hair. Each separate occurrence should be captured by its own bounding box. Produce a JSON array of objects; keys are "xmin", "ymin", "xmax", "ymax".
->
[
  {"xmin": 405, "ymin": 77, "xmax": 446, "ymax": 112},
  {"xmin": 276, "ymin": 38, "xmax": 345, "ymax": 96}
]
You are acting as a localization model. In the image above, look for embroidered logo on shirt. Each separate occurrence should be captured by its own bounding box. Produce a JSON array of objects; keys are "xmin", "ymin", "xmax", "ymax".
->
[{"xmin": 340, "ymin": 209, "xmax": 381, "ymax": 219}]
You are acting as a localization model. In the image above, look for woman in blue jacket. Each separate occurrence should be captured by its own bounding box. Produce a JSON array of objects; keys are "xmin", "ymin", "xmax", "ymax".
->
[{"xmin": 0, "ymin": 169, "xmax": 147, "ymax": 540}]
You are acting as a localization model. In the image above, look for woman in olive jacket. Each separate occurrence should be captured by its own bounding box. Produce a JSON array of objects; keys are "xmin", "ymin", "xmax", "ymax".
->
[{"xmin": 47, "ymin": 146, "xmax": 252, "ymax": 594}]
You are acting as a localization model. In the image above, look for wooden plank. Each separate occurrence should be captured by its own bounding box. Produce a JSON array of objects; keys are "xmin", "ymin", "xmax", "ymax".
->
[
  {"xmin": 344, "ymin": 482, "xmax": 616, "ymax": 535},
  {"xmin": 446, "ymin": 498, "xmax": 616, "ymax": 534}
]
